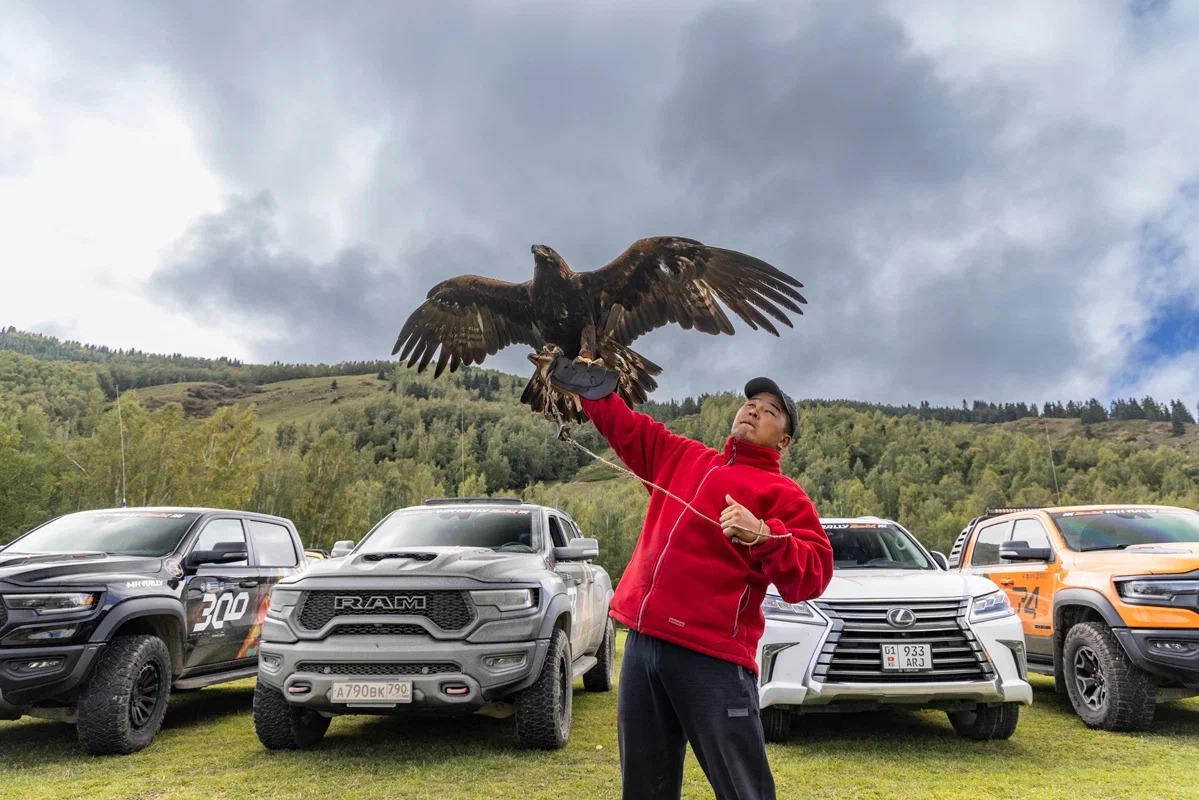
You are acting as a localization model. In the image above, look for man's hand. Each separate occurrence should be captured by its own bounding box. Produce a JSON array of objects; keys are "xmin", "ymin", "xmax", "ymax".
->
[{"xmin": 721, "ymin": 494, "xmax": 766, "ymax": 545}]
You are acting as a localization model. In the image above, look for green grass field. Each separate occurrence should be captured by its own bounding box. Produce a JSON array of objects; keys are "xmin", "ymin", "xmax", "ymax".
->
[{"xmin": 2, "ymin": 630, "xmax": 1197, "ymax": 800}]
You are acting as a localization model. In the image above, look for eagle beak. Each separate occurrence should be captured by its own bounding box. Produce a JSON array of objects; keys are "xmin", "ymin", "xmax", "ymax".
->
[{"xmin": 532, "ymin": 245, "xmax": 546, "ymax": 257}]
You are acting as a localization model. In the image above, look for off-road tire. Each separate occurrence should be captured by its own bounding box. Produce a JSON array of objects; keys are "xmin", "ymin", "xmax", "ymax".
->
[
  {"xmin": 947, "ymin": 702, "xmax": 1020, "ymax": 740},
  {"xmin": 582, "ymin": 618, "xmax": 616, "ymax": 692},
  {"xmin": 1063, "ymin": 621, "xmax": 1156, "ymax": 731},
  {"xmin": 76, "ymin": 635, "xmax": 172, "ymax": 755},
  {"xmin": 761, "ymin": 706, "xmax": 792, "ymax": 743},
  {"xmin": 253, "ymin": 681, "xmax": 331, "ymax": 750},
  {"xmin": 515, "ymin": 627, "xmax": 572, "ymax": 749}
]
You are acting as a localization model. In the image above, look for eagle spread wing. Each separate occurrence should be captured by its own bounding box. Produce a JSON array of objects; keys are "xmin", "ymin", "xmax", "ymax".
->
[
  {"xmin": 391, "ymin": 276, "xmax": 544, "ymax": 378},
  {"xmin": 580, "ymin": 237, "xmax": 806, "ymax": 345}
]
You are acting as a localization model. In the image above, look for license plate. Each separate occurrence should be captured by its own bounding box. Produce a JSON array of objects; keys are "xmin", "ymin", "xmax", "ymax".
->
[
  {"xmin": 882, "ymin": 643, "xmax": 932, "ymax": 671},
  {"xmin": 329, "ymin": 680, "xmax": 412, "ymax": 703}
]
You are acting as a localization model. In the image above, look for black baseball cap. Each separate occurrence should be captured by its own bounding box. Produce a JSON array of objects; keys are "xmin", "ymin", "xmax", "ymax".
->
[{"xmin": 744, "ymin": 377, "xmax": 798, "ymax": 435}]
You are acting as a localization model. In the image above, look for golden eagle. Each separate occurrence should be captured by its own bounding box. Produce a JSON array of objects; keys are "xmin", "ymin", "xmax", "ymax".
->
[{"xmin": 391, "ymin": 236, "xmax": 806, "ymax": 423}]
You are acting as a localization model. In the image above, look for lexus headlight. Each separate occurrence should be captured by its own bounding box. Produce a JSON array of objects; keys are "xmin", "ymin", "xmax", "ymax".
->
[
  {"xmin": 2, "ymin": 592, "xmax": 99, "ymax": 615},
  {"xmin": 1116, "ymin": 579, "xmax": 1199, "ymax": 604},
  {"xmin": 969, "ymin": 590, "xmax": 1014, "ymax": 622},
  {"xmin": 268, "ymin": 589, "xmax": 302, "ymax": 612},
  {"xmin": 470, "ymin": 589, "xmax": 535, "ymax": 612},
  {"xmin": 761, "ymin": 595, "xmax": 824, "ymax": 624}
]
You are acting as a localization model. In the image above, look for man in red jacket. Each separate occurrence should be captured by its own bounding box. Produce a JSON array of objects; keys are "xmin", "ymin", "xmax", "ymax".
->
[{"xmin": 555, "ymin": 366, "xmax": 833, "ymax": 800}]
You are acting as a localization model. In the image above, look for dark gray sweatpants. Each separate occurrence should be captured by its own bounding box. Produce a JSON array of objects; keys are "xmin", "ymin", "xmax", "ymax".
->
[{"xmin": 618, "ymin": 629, "xmax": 777, "ymax": 800}]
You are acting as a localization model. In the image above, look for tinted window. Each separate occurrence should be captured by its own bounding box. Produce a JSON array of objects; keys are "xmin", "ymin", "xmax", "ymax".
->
[
  {"xmin": 247, "ymin": 520, "xmax": 298, "ymax": 567},
  {"xmin": 194, "ymin": 519, "xmax": 248, "ymax": 566},
  {"xmin": 1052, "ymin": 508, "xmax": 1199, "ymax": 551},
  {"xmin": 821, "ymin": 522, "xmax": 932, "ymax": 569},
  {"xmin": 1011, "ymin": 518, "xmax": 1053, "ymax": 557},
  {"xmin": 5, "ymin": 511, "xmax": 199, "ymax": 557},
  {"xmin": 970, "ymin": 520, "xmax": 1012, "ymax": 567},
  {"xmin": 358, "ymin": 508, "xmax": 538, "ymax": 553},
  {"xmin": 547, "ymin": 516, "xmax": 569, "ymax": 548}
]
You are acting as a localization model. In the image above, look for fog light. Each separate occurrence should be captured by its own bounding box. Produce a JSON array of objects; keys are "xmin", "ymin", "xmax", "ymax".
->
[
  {"xmin": 482, "ymin": 653, "xmax": 527, "ymax": 672},
  {"xmin": 260, "ymin": 653, "xmax": 283, "ymax": 674},
  {"xmin": 287, "ymin": 682, "xmax": 312, "ymax": 695},
  {"xmin": 8, "ymin": 657, "xmax": 64, "ymax": 675},
  {"xmin": 1149, "ymin": 640, "xmax": 1199, "ymax": 656}
]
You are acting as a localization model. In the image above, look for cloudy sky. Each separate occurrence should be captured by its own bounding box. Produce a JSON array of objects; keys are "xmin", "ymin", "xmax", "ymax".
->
[{"xmin": 3, "ymin": 0, "xmax": 1197, "ymax": 407}]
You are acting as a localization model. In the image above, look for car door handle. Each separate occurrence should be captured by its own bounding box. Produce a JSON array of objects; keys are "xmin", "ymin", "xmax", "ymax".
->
[
  {"xmin": 238, "ymin": 579, "xmax": 260, "ymax": 589},
  {"xmin": 998, "ymin": 579, "xmax": 1015, "ymax": 587}
]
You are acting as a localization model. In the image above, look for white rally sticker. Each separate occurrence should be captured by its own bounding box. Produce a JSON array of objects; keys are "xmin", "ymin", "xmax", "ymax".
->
[{"xmin": 193, "ymin": 591, "xmax": 251, "ymax": 632}]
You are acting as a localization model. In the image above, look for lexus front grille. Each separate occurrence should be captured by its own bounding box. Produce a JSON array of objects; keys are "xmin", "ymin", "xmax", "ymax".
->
[{"xmin": 813, "ymin": 599, "xmax": 993, "ymax": 684}]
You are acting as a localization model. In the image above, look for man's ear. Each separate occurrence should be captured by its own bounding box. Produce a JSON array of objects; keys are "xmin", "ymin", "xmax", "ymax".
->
[{"xmin": 778, "ymin": 434, "xmax": 792, "ymax": 451}]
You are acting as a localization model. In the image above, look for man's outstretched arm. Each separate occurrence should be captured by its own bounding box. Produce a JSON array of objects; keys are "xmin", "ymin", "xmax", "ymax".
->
[{"xmin": 579, "ymin": 393, "xmax": 700, "ymax": 485}]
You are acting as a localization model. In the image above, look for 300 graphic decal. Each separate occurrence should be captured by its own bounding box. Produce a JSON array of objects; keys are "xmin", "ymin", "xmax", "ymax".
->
[{"xmin": 194, "ymin": 592, "xmax": 250, "ymax": 632}]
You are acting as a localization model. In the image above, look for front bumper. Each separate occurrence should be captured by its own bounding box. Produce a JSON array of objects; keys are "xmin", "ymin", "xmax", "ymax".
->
[
  {"xmin": 0, "ymin": 643, "xmax": 104, "ymax": 717},
  {"xmin": 758, "ymin": 614, "xmax": 1033, "ymax": 712},
  {"xmin": 1116, "ymin": 628, "xmax": 1199, "ymax": 688},
  {"xmin": 258, "ymin": 636, "xmax": 550, "ymax": 714}
]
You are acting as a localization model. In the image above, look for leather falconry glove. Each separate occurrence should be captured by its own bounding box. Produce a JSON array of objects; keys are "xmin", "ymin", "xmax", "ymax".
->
[{"xmin": 549, "ymin": 356, "xmax": 620, "ymax": 400}]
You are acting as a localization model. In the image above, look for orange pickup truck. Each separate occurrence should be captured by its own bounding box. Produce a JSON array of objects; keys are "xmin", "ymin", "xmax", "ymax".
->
[{"xmin": 950, "ymin": 504, "xmax": 1199, "ymax": 731}]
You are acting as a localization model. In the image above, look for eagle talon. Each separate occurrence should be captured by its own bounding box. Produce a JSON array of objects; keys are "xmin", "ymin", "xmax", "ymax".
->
[{"xmin": 574, "ymin": 355, "xmax": 606, "ymax": 367}]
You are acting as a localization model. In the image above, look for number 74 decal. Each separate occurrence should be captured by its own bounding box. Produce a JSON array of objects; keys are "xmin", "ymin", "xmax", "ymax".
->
[
  {"xmin": 194, "ymin": 592, "xmax": 250, "ymax": 632},
  {"xmin": 1012, "ymin": 586, "xmax": 1041, "ymax": 617}
]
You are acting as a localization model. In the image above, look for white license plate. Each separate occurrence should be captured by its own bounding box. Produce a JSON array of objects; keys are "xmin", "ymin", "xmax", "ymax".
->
[
  {"xmin": 329, "ymin": 680, "xmax": 412, "ymax": 703},
  {"xmin": 882, "ymin": 643, "xmax": 932, "ymax": 671}
]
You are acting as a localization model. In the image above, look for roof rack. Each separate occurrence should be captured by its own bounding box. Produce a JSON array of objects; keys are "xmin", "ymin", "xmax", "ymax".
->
[{"xmin": 422, "ymin": 497, "xmax": 524, "ymax": 506}]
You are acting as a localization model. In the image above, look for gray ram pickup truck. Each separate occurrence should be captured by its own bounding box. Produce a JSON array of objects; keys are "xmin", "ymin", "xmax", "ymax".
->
[{"xmin": 254, "ymin": 497, "xmax": 615, "ymax": 750}]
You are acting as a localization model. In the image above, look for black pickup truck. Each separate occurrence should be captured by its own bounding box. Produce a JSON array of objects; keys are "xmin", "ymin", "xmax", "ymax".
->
[{"xmin": 0, "ymin": 507, "xmax": 306, "ymax": 754}]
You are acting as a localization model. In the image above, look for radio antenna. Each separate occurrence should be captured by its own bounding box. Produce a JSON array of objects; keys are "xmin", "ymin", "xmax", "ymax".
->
[
  {"xmin": 1042, "ymin": 420, "xmax": 1061, "ymax": 505},
  {"xmin": 115, "ymin": 380, "xmax": 128, "ymax": 508}
]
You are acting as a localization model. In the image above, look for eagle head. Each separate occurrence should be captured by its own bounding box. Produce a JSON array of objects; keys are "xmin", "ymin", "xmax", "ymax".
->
[{"xmin": 531, "ymin": 244, "xmax": 566, "ymax": 272}]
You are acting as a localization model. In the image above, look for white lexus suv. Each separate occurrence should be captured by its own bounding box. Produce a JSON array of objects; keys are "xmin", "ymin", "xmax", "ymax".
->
[{"xmin": 757, "ymin": 517, "xmax": 1033, "ymax": 741}]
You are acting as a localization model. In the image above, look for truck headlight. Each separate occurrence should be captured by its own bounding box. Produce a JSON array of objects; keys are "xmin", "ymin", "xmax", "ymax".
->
[
  {"xmin": 1116, "ymin": 579, "xmax": 1199, "ymax": 604},
  {"xmin": 2, "ymin": 592, "xmax": 99, "ymax": 615},
  {"xmin": 969, "ymin": 591, "xmax": 1014, "ymax": 622},
  {"xmin": 470, "ymin": 589, "xmax": 535, "ymax": 612},
  {"xmin": 761, "ymin": 595, "xmax": 824, "ymax": 624},
  {"xmin": 268, "ymin": 589, "xmax": 302, "ymax": 612}
]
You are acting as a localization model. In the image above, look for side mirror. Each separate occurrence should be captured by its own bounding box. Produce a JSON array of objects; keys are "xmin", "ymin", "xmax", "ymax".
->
[
  {"xmin": 187, "ymin": 541, "xmax": 249, "ymax": 567},
  {"xmin": 553, "ymin": 537, "xmax": 599, "ymax": 561},
  {"xmin": 930, "ymin": 551, "xmax": 949, "ymax": 570},
  {"xmin": 330, "ymin": 540, "xmax": 355, "ymax": 558},
  {"xmin": 1000, "ymin": 540, "xmax": 1053, "ymax": 562}
]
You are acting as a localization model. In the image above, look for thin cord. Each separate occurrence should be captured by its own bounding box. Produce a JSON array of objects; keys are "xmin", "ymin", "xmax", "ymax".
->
[{"xmin": 553, "ymin": 412, "xmax": 792, "ymax": 544}]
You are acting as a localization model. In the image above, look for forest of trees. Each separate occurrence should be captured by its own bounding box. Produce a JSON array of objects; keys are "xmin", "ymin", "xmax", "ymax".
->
[{"xmin": 2, "ymin": 329, "xmax": 1198, "ymax": 583}]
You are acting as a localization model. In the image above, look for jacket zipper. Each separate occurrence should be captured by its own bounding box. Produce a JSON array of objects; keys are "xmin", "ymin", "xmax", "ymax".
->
[
  {"xmin": 732, "ymin": 585, "xmax": 751, "ymax": 637},
  {"xmin": 636, "ymin": 463, "xmax": 721, "ymax": 630}
]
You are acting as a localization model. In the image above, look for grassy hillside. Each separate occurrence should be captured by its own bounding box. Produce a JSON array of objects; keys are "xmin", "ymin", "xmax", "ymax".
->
[{"xmin": 136, "ymin": 373, "xmax": 398, "ymax": 434}]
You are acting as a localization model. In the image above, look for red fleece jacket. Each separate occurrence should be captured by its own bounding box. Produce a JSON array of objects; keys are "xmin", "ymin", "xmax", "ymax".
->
[{"xmin": 581, "ymin": 394, "xmax": 833, "ymax": 674}]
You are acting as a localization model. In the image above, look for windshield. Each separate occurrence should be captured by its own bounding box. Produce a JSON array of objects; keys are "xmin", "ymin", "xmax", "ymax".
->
[
  {"xmin": 359, "ymin": 507, "xmax": 539, "ymax": 554},
  {"xmin": 4, "ymin": 511, "xmax": 200, "ymax": 557},
  {"xmin": 1052, "ymin": 508, "xmax": 1199, "ymax": 551},
  {"xmin": 822, "ymin": 522, "xmax": 932, "ymax": 570}
]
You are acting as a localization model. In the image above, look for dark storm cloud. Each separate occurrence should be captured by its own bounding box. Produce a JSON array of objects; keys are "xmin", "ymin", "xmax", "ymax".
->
[
  {"xmin": 152, "ymin": 192, "xmax": 404, "ymax": 363},
  {"xmin": 20, "ymin": 0, "xmax": 1193, "ymax": 404}
]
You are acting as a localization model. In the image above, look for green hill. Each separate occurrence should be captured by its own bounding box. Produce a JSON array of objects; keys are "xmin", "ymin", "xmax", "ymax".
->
[{"xmin": 3, "ymin": 329, "xmax": 1198, "ymax": 581}]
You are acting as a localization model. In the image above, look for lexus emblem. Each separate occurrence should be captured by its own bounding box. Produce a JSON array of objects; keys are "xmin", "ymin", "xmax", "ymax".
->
[{"xmin": 886, "ymin": 608, "xmax": 916, "ymax": 628}]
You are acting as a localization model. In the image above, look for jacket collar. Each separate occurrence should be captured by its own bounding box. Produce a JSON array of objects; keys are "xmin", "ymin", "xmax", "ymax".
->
[{"xmin": 721, "ymin": 437, "xmax": 782, "ymax": 473}]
